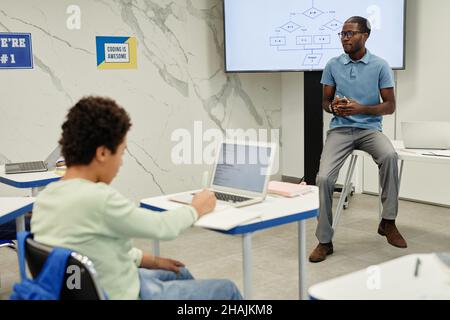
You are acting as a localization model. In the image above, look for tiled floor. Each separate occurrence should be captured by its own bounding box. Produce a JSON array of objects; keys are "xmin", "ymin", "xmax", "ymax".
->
[{"xmin": 0, "ymin": 194, "xmax": 449, "ymax": 300}]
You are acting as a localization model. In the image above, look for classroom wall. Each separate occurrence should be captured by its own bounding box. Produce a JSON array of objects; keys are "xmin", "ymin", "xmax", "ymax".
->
[{"xmin": 0, "ymin": 0, "xmax": 281, "ymax": 201}]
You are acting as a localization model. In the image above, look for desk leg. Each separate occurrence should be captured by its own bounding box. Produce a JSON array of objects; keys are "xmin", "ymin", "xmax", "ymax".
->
[
  {"xmin": 21, "ymin": 187, "xmax": 45, "ymax": 233},
  {"xmin": 378, "ymin": 181, "xmax": 383, "ymax": 220},
  {"xmin": 242, "ymin": 233, "xmax": 252, "ymax": 300},
  {"xmin": 16, "ymin": 187, "xmax": 43, "ymax": 233},
  {"xmin": 15, "ymin": 215, "xmax": 25, "ymax": 232},
  {"xmin": 152, "ymin": 240, "xmax": 160, "ymax": 257},
  {"xmin": 298, "ymin": 220, "xmax": 307, "ymax": 300}
]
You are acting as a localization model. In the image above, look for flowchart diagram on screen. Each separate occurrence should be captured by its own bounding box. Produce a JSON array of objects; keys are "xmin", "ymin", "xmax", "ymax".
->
[{"xmin": 268, "ymin": 0, "xmax": 383, "ymax": 68}]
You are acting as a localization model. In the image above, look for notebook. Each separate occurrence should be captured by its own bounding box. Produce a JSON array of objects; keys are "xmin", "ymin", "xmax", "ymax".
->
[{"xmin": 267, "ymin": 181, "xmax": 313, "ymax": 197}]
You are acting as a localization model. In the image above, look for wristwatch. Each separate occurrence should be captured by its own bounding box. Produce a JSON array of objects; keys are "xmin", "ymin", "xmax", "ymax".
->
[{"xmin": 328, "ymin": 103, "xmax": 335, "ymax": 115}]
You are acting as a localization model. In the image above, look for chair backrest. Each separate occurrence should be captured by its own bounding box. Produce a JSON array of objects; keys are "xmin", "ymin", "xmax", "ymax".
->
[{"xmin": 25, "ymin": 238, "xmax": 106, "ymax": 300}]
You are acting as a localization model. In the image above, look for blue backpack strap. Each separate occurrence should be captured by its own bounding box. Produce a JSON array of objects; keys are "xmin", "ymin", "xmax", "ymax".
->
[
  {"xmin": 16, "ymin": 231, "xmax": 33, "ymax": 281},
  {"xmin": 16, "ymin": 231, "xmax": 72, "ymax": 299},
  {"xmin": 36, "ymin": 248, "xmax": 72, "ymax": 297}
]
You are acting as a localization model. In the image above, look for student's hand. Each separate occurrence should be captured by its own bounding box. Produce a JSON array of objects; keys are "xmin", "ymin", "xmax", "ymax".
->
[
  {"xmin": 141, "ymin": 253, "xmax": 185, "ymax": 273},
  {"xmin": 153, "ymin": 257, "xmax": 185, "ymax": 274},
  {"xmin": 335, "ymin": 99, "xmax": 365, "ymax": 116},
  {"xmin": 191, "ymin": 189, "xmax": 216, "ymax": 217}
]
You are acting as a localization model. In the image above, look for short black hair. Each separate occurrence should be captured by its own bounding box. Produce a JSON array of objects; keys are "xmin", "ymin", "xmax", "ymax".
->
[
  {"xmin": 345, "ymin": 16, "xmax": 371, "ymax": 37},
  {"xmin": 59, "ymin": 96, "xmax": 132, "ymax": 167}
]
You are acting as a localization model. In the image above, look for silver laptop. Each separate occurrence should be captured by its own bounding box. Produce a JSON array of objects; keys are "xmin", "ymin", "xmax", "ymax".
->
[
  {"xmin": 5, "ymin": 161, "xmax": 48, "ymax": 174},
  {"xmin": 402, "ymin": 122, "xmax": 450, "ymax": 150},
  {"xmin": 4, "ymin": 146, "xmax": 62, "ymax": 175},
  {"xmin": 170, "ymin": 140, "xmax": 277, "ymax": 208}
]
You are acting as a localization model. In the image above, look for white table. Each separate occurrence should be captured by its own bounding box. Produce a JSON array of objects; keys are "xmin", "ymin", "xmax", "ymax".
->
[
  {"xmin": 0, "ymin": 165, "xmax": 60, "ymax": 231},
  {"xmin": 140, "ymin": 187, "xmax": 319, "ymax": 300},
  {"xmin": 308, "ymin": 253, "xmax": 450, "ymax": 300},
  {"xmin": 0, "ymin": 197, "xmax": 35, "ymax": 233},
  {"xmin": 333, "ymin": 141, "xmax": 450, "ymax": 231}
]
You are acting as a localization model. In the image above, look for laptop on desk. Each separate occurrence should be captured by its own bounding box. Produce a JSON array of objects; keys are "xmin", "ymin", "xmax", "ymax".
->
[
  {"xmin": 402, "ymin": 121, "xmax": 450, "ymax": 150},
  {"xmin": 4, "ymin": 146, "xmax": 62, "ymax": 175},
  {"xmin": 5, "ymin": 161, "xmax": 48, "ymax": 174},
  {"xmin": 170, "ymin": 140, "xmax": 277, "ymax": 208}
]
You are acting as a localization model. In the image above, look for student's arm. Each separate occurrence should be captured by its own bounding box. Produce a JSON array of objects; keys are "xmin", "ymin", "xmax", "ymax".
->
[
  {"xmin": 101, "ymin": 189, "xmax": 199, "ymax": 241},
  {"xmin": 129, "ymin": 247, "xmax": 144, "ymax": 267},
  {"xmin": 101, "ymin": 188, "xmax": 215, "ymax": 241}
]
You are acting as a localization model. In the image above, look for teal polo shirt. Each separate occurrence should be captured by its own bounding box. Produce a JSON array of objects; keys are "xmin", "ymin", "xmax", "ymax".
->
[{"xmin": 321, "ymin": 50, "xmax": 395, "ymax": 131}]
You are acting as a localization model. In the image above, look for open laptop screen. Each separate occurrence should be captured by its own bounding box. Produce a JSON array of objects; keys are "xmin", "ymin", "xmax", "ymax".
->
[{"xmin": 212, "ymin": 143, "xmax": 272, "ymax": 193}]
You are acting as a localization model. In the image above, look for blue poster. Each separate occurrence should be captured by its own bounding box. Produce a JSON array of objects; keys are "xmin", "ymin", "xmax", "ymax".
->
[
  {"xmin": 96, "ymin": 36, "xmax": 137, "ymax": 70},
  {"xmin": 0, "ymin": 33, "xmax": 33, "ymax": 69}
]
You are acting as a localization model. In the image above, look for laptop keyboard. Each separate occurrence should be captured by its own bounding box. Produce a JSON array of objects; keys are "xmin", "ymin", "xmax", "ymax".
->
[
  {"xmin": 5, "ymin": 161, "xmax": 48, "ymax": 174},
  {"xmin": 214, "ymin": 192, "xmax": 251, "ymax": 203}
]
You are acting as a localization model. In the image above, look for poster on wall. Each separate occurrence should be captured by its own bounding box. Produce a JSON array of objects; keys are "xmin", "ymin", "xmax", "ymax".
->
[
  {"xmin": 96, "ymin": 36, "xmax": 137, "ymax": 70},
  {"xmin": 0, "ymin": 33, "xmax": 33, "ymax": 69}
]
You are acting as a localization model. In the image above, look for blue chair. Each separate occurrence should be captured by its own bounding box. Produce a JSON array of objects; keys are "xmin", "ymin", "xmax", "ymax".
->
[
  {"xmin": 0, "ymin": 239, "xmax": 15, "ymax": 249},
  {"xmin": 24, "ymin": 236, "xmax": 107, "ymax": 300}
]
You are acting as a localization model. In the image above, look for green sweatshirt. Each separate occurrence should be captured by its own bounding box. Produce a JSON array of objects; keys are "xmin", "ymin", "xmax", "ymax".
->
[{"xmin": 31, "ymin": 178, "xmax": 198, "ymax": 300}]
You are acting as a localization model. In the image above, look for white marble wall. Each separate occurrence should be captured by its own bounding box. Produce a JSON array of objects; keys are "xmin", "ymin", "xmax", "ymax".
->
[{"xmin": 0, "ymin": 0, "xmax": 281, "ymax": 201}]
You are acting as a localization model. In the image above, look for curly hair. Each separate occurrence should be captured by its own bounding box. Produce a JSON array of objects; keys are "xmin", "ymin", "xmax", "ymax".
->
[{"xmin": 59, "ymin": 96, "xmax": 132, "ymax": 167}]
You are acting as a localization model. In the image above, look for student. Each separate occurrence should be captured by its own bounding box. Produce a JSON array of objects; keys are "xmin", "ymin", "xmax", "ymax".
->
[{"xmin": 31, "ymin": 96, "xmax": 243, "ymax": 300}]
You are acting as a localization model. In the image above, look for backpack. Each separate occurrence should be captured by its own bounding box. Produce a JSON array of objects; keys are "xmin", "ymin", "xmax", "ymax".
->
[{"xmin": 10, "ymin": 231, "xmax": 72, "ymax": 300}]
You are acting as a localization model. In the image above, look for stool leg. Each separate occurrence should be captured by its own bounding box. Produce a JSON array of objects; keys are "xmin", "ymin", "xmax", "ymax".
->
[
  {"xmin": 332, "ymin": 155, "xmax": 358, "ymax": 230},
  {"xmin": 378, "ymin": 181, "xmax": 382, "ymax": 220},
  {"xmin": 398, "ymin": 160, "xmax": 404, "ymax": 191}
]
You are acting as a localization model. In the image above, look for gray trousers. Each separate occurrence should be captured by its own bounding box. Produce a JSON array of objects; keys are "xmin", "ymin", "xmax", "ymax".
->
[{"xmin": 315, "ymin": 127, "xmax": 399, "ymax": 244}]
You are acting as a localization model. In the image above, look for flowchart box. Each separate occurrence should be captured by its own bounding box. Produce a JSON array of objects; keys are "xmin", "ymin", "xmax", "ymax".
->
[
  {"xmin": 296, "ymin": 36, "xmax": 313, "ymax": 45},
  {"xmin": 313, "ymin": 35, "xmax": 331, "ymax": 44},
  {"xmin": 303, "ymin": 54, "xmax": 323, "ymax": 66},
  {"xmin": 270, "ymin": 37, "xmax": 286, "ymax": 46}
]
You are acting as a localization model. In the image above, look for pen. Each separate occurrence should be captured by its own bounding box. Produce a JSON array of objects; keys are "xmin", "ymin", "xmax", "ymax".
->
[
  {"xmin": 414, "ymin": 258, "xmax": 421, "ymax": 277},
  {"xmin": 421, "ymin": 153, "xmax": 450, "ymax": 158}
]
